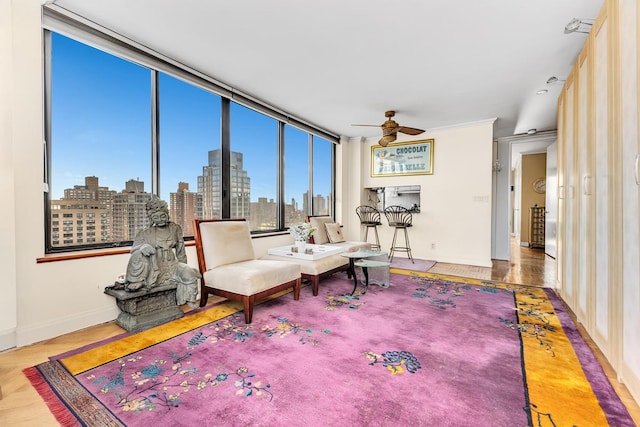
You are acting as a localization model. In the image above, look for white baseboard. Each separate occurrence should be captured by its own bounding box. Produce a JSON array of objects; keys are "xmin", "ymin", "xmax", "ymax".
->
[
  {"xmin": 16, "ymin": 306, "xmax": 119, "ymax": 348},
  {"xmin": 434, "ymin": 255, "xmax": 492, "ymax": 268},
  {"xmin": 0, "ymin": 328, "xmax": 17, "ymax": 352},
  {"xmin": 620, "ymin": 361, "xmax": 640, "ymax": 408}
]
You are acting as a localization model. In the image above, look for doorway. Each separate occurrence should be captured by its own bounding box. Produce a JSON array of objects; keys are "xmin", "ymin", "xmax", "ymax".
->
[{"xmin": 492, "ymin": 131, "xmax": 557, "ymax": 263}]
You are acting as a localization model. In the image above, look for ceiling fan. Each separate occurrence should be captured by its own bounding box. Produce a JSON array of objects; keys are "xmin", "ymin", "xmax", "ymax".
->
[{"xmin": 352, "ymin": 110, "xmax": 425, "ymax": 147}]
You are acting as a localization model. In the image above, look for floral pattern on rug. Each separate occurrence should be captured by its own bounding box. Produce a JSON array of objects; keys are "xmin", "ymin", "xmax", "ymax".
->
[
  {"xmin": 499, "ymin": 290, "xmax": 558, "ymax": 357},
  {"xmin": 198, "ymin": 313, "xmax": 256, "ymax": 344},
  {"xmin": 88, "ymin": 354, "xmax": 272, "ymax": 414},
  {"xmin": 262, "ymin": 316, "xmax": 330, "ymax": 346},
  {"xmin": 408, "ymin": 276, "xmax": 474, "ymax": 309},
  {"xmin": 364, "ymin": 350, "xmax": 422, "ymax": 375},
  {"xmin": 325, "ymin": 290, "xmax": 364, "ymax": 310}
]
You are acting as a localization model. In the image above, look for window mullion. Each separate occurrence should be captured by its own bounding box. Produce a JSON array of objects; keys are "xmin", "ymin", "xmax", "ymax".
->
[
  {"xmin": 277, "ymin": 121, "xmax": 285, "ymax": 229},
  {"xmin": 308, "ymin": 133, "xmax": 313, "ymax": 216},
  {"xmin": 221, "ymin": 98, "xmax": 231, "ymax": 219},
  {"xmin": 151, "ymin": 70, "xmax": 160, "ymax": 196}
]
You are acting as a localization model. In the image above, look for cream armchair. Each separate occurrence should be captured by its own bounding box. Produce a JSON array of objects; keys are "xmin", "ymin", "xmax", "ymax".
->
[{"xmin": 193, "ymin": 219, "xmax": 301, "ymax": 323}]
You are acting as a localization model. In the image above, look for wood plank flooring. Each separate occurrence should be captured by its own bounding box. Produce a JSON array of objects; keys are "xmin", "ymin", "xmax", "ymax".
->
[{"xmin": 0, "ymin": 242, "xmax": 638, "ymax": 425}]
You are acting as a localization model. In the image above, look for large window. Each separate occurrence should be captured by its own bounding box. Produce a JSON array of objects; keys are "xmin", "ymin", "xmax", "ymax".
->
[
  {"xmin": 312, "ymin": 136, "xmax": 333, "ymax": 216},
  {"xmin": 44, "ymin": 27, "xmax": 336, "ymax": 253},
  {"xmin": 230, "ymin": 102, "xmax": 278, "ymax": 231},
  {"xmin": 49, "ymin": 33, "xmax": 151, "ymax": 248},
  {"xmin": 284, "ymin": 125, "xmax": 310, "ymax": 227},
  {"xmin": 158, "ymin": 73, "xmax": 221, "ymax": 237}
]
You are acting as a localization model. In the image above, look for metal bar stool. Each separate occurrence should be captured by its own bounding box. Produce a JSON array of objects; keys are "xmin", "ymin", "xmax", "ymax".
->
[
  {"xmin": 383, "ymin": 205, "xmax": 414, "ymax": 263},
  {"xmin": 356, "ymin": 205, "xmax": 382, "ymax": 250}
]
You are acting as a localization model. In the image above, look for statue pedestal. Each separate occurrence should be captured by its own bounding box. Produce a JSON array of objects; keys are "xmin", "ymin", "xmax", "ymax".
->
[{"xmin": 104, "ymin": 284, "xmax": 184, "ymax": 332}]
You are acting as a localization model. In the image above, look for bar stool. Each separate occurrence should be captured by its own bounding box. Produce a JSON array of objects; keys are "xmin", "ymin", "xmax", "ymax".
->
[
  {"xmin": 383, "ymin": 205, "xmax": 414, "ymax": 263},
  {"xmin": 356, "ymin": 205, "xmax": 382, "ymax": 250}
]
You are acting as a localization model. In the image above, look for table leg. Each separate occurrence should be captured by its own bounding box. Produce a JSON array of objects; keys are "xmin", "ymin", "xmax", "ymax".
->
[
  {"xmin": 361, "ymin": 266, "xmax": 370, "ymax": 294},
  {"xmin": 349, "ymin": 258, "xmax": 359, "ymax": 295}
]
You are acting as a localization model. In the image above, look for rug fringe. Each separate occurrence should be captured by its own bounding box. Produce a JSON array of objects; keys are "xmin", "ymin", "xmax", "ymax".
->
[{"xmin": 23, "ymin": 367, "xmax": 82, "ymax": 427}]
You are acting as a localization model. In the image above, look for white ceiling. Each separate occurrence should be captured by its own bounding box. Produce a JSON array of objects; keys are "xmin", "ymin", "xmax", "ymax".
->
[{"xmin": 50, "ymin": 0, "xmax": 603, "ymax": 141}]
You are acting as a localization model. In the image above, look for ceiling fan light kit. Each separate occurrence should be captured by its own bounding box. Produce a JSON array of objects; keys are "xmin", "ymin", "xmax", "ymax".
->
[{"xmin": 352, "ymin": 110, "xmax": 426, "ymax": 147}]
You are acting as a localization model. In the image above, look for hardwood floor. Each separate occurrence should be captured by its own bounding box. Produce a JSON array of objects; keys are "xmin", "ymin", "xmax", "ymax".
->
[
  {"xmin": 0, "ymin": 241, "xmax": 638, "ymax": 426},
  {"xmin": 429, "ymin": 238, "xmax": 557, "ymax": 287}
]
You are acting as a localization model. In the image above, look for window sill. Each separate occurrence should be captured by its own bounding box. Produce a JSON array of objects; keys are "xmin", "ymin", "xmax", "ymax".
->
[
  {"xmin": 37, "ymin": 241, "xmax": 195, "ymax": 263},
  {"xmin": 36, "ymin": 232, "xmax": 289, "ymax": 263}
]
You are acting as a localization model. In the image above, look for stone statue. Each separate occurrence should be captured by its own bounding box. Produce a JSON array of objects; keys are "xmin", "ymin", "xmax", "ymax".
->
[{"xmin": 124, "ymin": 196, "xmax": 201, "ymax": 308}]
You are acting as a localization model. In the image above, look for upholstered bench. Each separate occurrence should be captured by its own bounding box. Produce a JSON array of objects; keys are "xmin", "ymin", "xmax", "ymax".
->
[{"xmin": 261, "ymin": 216, "xmax": 370, "ymax": 295}]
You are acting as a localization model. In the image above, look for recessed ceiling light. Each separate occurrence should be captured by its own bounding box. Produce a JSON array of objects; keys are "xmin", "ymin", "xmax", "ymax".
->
[
  {"xmin": 537, "ymin": 89, "xmax": 548, "ymax": 95},
  {"xmin": 546, "ymin": 76, "xmax": 566, "ymax": 85},
  {"xmin": 565, "ymin": 18, "xmax": 594, "ymax": 34}
]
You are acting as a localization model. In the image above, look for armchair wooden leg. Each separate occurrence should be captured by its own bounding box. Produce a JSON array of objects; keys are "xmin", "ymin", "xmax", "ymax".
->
[
  {"xmin": 310, "ymin": 277, "xmax": 319, "ymax": 296},
  {"xmin": 199, "ymin": 284, "xmax": 209, "ymax": 307},
  {"xmin": 293, "ymin": 278, "xmax": 301, "ymax": 300},
  {"xmin": 242, "ymin": 296, "xmax": 254, "ymax": 324}
]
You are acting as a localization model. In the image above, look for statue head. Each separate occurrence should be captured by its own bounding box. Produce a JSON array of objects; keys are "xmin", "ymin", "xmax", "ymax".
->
[{"xmin": 146, "ymin": 196, "xmax": 170, "ymax": 227}]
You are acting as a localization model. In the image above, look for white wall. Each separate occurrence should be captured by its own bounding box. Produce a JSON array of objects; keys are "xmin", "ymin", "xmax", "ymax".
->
[
  {"xmin": 0, "ymin": 0, "xmax": 19, "ymax": 351},
  {"xmin": 359, "ymin": 120, "xmax": 495, "ymax": 267},
  {"xmin": 492, "ymin": 140, "xmax": 511, "ymax": 260},
  {"xmin": 1, "ymin": 3, "xmax": 495, "ymax": 350}
]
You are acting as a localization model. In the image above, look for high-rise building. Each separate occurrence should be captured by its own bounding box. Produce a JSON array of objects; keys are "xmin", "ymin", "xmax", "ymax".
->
[
  {"xmin": 170, "ymin": 182, "xmax": 199, "ymax": 237},
  {"xmin": 112, "ymin": 179, "xmax": 153, "ymax": 242},
  {"xmin": 62, "ymin": 175, "xmax": 116, "ymax": 210},
  {"xmin": 50, "ymin": 176, "xmax": 115, "ymax": 247},
  {"xmin": 313, "ymin": 193, "xmax": 327, "ymax": 215},
  {"xmin": 284, "ymin": 197, "xmax": 305, "ymax": 225},
  {"xmin": 198, "ymin": 149, "xmax": 250, "ymax": 219},
  {"xmin": 250, "ymin": 197, "xmax": 277, "ymax": 230}
]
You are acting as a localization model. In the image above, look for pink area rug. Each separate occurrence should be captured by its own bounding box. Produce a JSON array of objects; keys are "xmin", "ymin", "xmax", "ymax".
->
[
  {"xmin": 390, "ymin": 256, "xmax": 435, "ymax": 271},
  {"xmin": 24, "ymin": 272, "xmax": 635, "ymax": 426}
]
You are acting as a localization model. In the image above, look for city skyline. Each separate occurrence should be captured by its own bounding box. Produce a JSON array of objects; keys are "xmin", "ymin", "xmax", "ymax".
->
[
  {"xmin": 50, "ymin": 173, "xmax": 330, "ymax": 247},
  {"xmin": 49, "ymin": 32, "xmax": 331, "ymax": 206}
]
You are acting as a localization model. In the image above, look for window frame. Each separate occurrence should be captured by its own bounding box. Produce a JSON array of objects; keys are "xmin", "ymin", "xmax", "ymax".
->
[{"xmin": 42, "ymin": 9, "xmax": 338, "ymax": 254}]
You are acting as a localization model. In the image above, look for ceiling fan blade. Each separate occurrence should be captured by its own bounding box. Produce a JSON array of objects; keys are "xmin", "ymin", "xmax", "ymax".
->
[
  {"xmin": 397, "ymin": 126, "xmax": 425, "ymax": 135},
  {"xmin": 379, "ymin": 134, "xmax": 397, "ymax": 147},
  {"xmin": 381, "ymin": 126, "xmax": 398, "ymax": 136}
]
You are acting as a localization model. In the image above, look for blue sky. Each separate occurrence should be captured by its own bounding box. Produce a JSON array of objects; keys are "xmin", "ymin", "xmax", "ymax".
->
[{"xmin": 51, "ymin": 32, "xmax": 331, "ymax": 203}]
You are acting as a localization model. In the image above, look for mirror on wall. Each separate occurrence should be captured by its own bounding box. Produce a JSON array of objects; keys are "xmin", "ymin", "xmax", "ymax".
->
[{"xmin": 365, "ymin": 186, "xmax": 420, "ymax": 213}]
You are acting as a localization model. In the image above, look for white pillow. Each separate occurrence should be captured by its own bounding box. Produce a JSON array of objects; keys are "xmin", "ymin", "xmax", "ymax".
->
[
  {"xmin": 309, "ymin": 216, "xmax": 335, "ymax": 244},
  {"xmin": 325, "ymin": 222, "xmax": 345, "ymax": 243}
]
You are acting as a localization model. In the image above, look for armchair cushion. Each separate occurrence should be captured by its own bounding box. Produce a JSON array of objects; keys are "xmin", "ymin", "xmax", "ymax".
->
[
  {"xmin": 331, "ymin": 241, "xmax": 372, "ymax": 252},
  {"xmin": 203, "ymin": 260, "xmax": 300, "ymax": 295},
  {"xmin": 197, "ymin": 220, "xmax": 255, "ymax": 269},
  {"xmin": 325, "ymin": 222, "xmax": 345, "ymax": 243},
  {"xmin": 261, "ymin": 252, "xmax": 348, "ymax": 276}
]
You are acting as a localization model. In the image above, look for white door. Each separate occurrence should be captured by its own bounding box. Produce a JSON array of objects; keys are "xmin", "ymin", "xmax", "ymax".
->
[
  {"xmin": 545, "ymin": 143, "xmax": 557, "ymax": 258},
  {"xmin": 620, "ymin": 0, "xmax": 640, "ymax": 404},
  {"xmin": 592, "ymin": 15, "xmax": 611, "ymax": 359}
]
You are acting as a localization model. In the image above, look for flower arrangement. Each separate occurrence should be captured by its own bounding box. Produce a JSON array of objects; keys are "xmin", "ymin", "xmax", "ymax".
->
[{"xmin": 289, "ymin": 223, "xmax": 316, "ymax": 242}]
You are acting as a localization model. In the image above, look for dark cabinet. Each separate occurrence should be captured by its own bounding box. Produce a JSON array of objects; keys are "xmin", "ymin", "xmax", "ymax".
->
[{"xmin": 529, "ymin": 206, "xmax": 545, "ymax": 249}]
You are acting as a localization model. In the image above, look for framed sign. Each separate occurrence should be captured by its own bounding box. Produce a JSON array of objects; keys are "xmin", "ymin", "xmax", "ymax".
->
[{"xmin": 371, "ymin": 139, "xmax": 434, "ymax": 177}]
